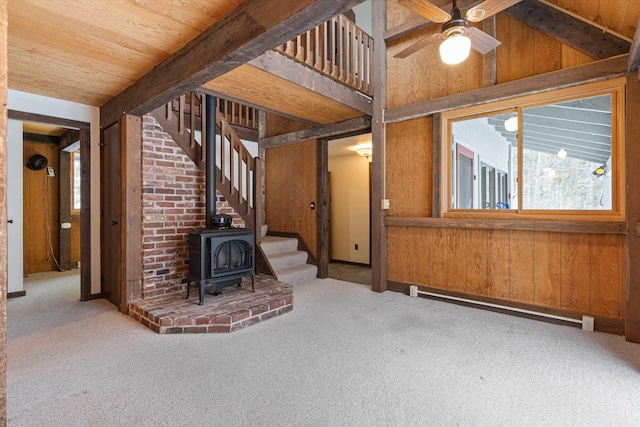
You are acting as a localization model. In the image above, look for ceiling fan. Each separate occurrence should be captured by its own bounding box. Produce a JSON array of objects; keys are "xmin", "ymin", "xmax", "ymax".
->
[{"xmin": 395, "ymin": 0, "xmax": 522, "ymax": 64}]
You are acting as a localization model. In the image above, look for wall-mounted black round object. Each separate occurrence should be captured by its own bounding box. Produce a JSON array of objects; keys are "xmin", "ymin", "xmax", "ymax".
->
[{"xmin": 26, "ymin": 154, "xmax": 48, "ymax": 171}]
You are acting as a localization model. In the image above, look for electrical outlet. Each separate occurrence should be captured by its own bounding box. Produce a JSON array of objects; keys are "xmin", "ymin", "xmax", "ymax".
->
[
  {"xmin": 355, "ymin": 244, "xmax": 358, "ymax": 250},
  {"xmin": 47, "ymin": 167, "xmax": 55, "ymax": 177},
  {"xmin": 582, "ymin": 315, "xmax": 594, "ymax": 332}
]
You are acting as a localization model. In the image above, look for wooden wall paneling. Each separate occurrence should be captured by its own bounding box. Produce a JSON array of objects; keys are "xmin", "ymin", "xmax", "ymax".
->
[
  {"xmin": 1, "ymin": 0, "xmax": 7, "ymax": 421},
  {"xmin": 386, "ymin": 119, "xmax": 431, "ymax": 217},
  {"xmin": 625, "ymin": 71, "xmax": 640, "ymax": 342},
  {"xmin": 533, "ymin": 30, "xmax": 562, "ymax": 75},
  {"xmin": 621, "ymin": 2, "xmax": 640, "ymax": 39},
  {"xmin": 413, "ymin": 227, "xmax": 432, "ymax": 287},
  {"xmin": 495, "ymin": 14, "xmax": 511, "ymax": 85},
  {"xmin": 23, "ymin": 141, "xmax": 59, "ymax": 274},
  {"xmin": 590, "ymin": 234, "xmax": 624, "ymax": 318},
  {"xmin": 467, "ymin": 229, "xmax": 489, "ymax": 295},
  {"xmin": 386, "ymin": 228, "xmax": 401, "ymax": 282},
  {"xmin": 71, "ymin": 216, "xmax": 81, "ymax": 263},
  {"xmin": 487, "ymin": 229, "xmax": 511, "ymax": 299},
  {"xmin": 509, "ymin": 230, "xmax": 535, "ymax": 303},
  {"xmin": 533, "ymin": 231, "xmax": 562, "ymax": 308},
  {"xmin": 508, "ymin": 15, "xmax": 535, "ymax": 81},
  {"xmin": 561, "ymin": 45, "xmax": 595, "ymax": 68},
  {"xmin": 394, "ymin": 227, "xmax": 414, "ymax": 284},
  {"xmin": 444, "ymin": 228, "xmax": 468, "ymax": 293},
  {"xmin": 428, "ymin": 228, "xmax": 447, "ymax": 289},
  {"xmin": 560, "ymin": 233, "xmax": 592, "ymax": 313}
]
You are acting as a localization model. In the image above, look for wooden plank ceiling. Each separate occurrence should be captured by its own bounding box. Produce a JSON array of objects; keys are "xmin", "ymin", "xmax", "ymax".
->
[{"xmin": 7, "ymin": 0, "xmax": 640, "ymax": 127}]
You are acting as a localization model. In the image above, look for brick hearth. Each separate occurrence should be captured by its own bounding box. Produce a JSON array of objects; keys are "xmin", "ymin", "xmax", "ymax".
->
[{"xmin": 129, "ymin": 276, "xmax": 293, "ymax": 334}]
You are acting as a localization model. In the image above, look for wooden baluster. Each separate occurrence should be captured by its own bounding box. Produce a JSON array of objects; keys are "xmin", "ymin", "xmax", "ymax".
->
[
  {"xmin": 285, "ymin": 39, "xmax": 295, "ymax": 57},
  {"xmin": 237, "ymin": 145, "xmax": 243, "ymax": 206},
  {"xmin": 200, "ymin": 94, "xmax": 206, "ymax": 162},
  {"xmin": 313, "ymin": 25, "xmax": 321, "ymax": 70},
  {"xmin": 231, "ymin": 101, "xmax": 236, "ymax": 126},
  {"xmin": 190, "ymin": 92, "xmax": 196, "ymax": 148},
  {"xmin": 305, "ymin": 29, "xmax": 313, "ymax": 66},
  {"xmin": 296, "ymin": 34, "xmax": 304, "ymax": 61},
  {"xmin": 322, "ymin": 20, "xmax": 331, "ymax": 74},
  {"xmin": 166, "ymin": 101, "xmax": 172, "ymax": 120},
  {"xmin": 274, "ymin": 43, "xmax": 285, "ymax": 53},
  {"xmin": 246, "ymin": 154, "xmax": 251, "ymax": 215},
  {"xmin": 219, "ymin": 118, "xmax": 227, "ymax": 186},
  {"xmin": 229, "ymin": 133, "xmax": 235, "ymax": 196},
  {"xmin": 331, "ymin": 17, "xmax": 339, "ymax": 79},
  {"xmin": 178, "ymin": 95, "xmax": 185, "ymax": 135}
]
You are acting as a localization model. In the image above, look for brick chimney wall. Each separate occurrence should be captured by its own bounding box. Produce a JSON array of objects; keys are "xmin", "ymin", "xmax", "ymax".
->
[{"xmin": 141, "ymin": 114, "xmax": 245, "ymax": 299}]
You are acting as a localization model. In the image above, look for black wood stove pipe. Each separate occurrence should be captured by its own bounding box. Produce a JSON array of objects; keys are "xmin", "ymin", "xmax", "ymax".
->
[{"xmin": 205, "ymin": 95, "xmax": 217, "ymax": 228}]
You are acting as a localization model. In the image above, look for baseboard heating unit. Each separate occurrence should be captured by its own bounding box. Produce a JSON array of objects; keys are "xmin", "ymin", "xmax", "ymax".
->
[{"xmin": 408, "ymin": 285, "xmax": 595, "ymax": 332}]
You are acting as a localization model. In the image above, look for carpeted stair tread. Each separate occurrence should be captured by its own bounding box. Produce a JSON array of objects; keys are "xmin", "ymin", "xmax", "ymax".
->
[
  {"xmin": 260, "ymin": 236, "xmax": 299, "ymax": 256},
  {"xmin": 267, "ymin": 250, "xmax": 309, "ymax": 272},
  {"xmin": 275, "ymin": 264, "xmax": 318, "ymax": 285}
]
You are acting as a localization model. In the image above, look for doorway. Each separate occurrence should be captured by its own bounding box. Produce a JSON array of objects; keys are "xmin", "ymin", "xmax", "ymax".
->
[
  {"xmin": 7, "ymin": 111, "xmax": 92, "ymax": 301},
  {"xmin": 323, "ymin": 133, "xmax": 372, "ymax": 286}
]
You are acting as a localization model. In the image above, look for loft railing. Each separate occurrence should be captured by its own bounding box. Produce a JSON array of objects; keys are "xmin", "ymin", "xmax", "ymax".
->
[
  {"xmin": 217, "ymin": 98, "xmax": 259, "ymax": 131},
  {"xmin": 274, "ymin": 14, "xmax": 373, "ymax": 97}
]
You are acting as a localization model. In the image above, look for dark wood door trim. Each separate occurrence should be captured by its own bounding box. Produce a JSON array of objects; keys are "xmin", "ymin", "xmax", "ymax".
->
[{"xmin": 8, "ymin": 109, "xmax": 92, "ymax": 301}]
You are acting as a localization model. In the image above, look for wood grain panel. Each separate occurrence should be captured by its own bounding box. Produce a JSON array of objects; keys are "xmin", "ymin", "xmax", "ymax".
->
[
  {"xmin": 412, "ymin": 227, "xmax": 433, "ymax": 287},
  {"xmin": 509, "ymin": 230, "xmax": 535, "ymax": 303},
  {"xmin": 561, "ymin": 45, "xmax": 595, "ymax": 68},
  {"xmin": 487, "ymin": 229, "xmax": 511, "ymax": 299},
  {"xmin": 560, "ymin": 233, "xmax": 592, "ymax": 312},
  {"xmin": 265, "ymin": 115, "xmax": 319, "ymax": 257},
  {"xmin": 467, "ymin": 229, "xmax": 489, "ymax": 295},
  {"xmin": 428, "ymin": 228, "xmax": 447, "ymax": 288},
  {"xmin": 590, "ymin": 234, "xmax": 624, "ymax": 317},
  {"xmin": 534, "ymin": 232, "xmax": 562, "ymax": 308},
  {"xmin": 389, "ymin": 227, "xmax": 413, "ymax": 284},
  {"xmin": 386, "ymin": 118, "xmax": 431, "ymax": 217},
  {"xmin": 70, "ymin": 216, "xmax": 81, "ymax": 263},
  {"xmin": 386, "ymin": 227, "xmax": 402, "ymax": 282},
  {"xmin": 443, "ymin": 228, "xmax": 468, "ymax": 292},
  {"xmin": 23, "ymin": 141, "xmax": 59, "ymax": 274}
]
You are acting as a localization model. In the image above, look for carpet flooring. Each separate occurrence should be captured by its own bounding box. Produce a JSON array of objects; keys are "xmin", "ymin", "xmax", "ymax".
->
[{"xmin": 6, "ymin": 270, "xmax": 640, "ymax": 426}]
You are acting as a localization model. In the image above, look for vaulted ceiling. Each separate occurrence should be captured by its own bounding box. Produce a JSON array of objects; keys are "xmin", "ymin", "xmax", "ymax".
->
[{"xmin": 6, "ymin": 0, "xmax": 640, "ymax": 127}]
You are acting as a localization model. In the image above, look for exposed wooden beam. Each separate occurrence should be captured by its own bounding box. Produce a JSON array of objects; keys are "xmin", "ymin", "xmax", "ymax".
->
[
  {"xmin": 384, "ymin": 54, "xmax": 628, "ymax": 124},
  {"xmin": 248, "ymin": 50, "xmax": 373, "ymax": 115},
  {"xmin": 261, "ymin": 116, "xmax": 371, "ymax": 148},
  {"xmin": 629, "ymin": 18, "xmax": 640, "ymax": 72},
  {"xmin": 22, "ymin": 132, "xmax": 59, "ymax": 145},
  {"xmin": 59, "ymin": 129, "xmax": 81, "ymax": 151},
  {"xmin": 503, "ymin": 0, "xmax": 630, "ymax": 60},
  {"xmin": 100, "ymin": 0, "xmax": 365, "ymax": 127},
  {"xmin": 371, "ymin": 0, "xmax": 388, "ymax": 293}
]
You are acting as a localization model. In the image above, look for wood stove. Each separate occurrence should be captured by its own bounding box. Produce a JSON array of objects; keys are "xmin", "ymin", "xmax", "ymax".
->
[{"xmin": 185, "ymin": 228, "xmax": 255, "ymax": 305}]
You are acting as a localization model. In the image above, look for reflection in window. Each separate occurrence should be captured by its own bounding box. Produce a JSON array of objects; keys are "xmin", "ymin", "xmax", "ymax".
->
[
  {"xmin": 521, "ymin": 94, "xmax": 611, "ymax": 210},
  {"xmin": 448, "ymin": 84, "xmax": 619, "ymax": 214},
  {"xmin": 72, "ymin": 150, "xmax": 81, "ymax": 211}
]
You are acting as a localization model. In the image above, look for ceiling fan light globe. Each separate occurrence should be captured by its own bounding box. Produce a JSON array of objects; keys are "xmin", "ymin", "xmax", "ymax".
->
[{"xmin": 439, "ymin": 34, "xmax": 471, "ymax": 65}]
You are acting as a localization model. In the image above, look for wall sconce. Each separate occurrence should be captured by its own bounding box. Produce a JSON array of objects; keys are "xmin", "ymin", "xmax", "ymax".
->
[{"xmin": 355, "ymin": 146, "xmax": 372, "ymax": 159}]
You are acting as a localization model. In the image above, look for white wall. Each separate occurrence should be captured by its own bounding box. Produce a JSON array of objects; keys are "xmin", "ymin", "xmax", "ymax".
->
[
  {"xmin": 329, "ymin": 154, "xmax": 370, "ymax": 264},
  {"xmin": 7, "ymin": 120, "xmax": 24, "ymax": 294},
  {"xmin": 7, "ymin": 90, "xmax": 101, "ymax": 294}
]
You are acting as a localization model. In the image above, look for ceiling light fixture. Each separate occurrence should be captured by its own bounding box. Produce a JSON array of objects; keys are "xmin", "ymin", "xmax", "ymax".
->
[
  {"xmin": 356, "ymin": 147, "xmax": 372, "ymax": 159},
  {"xmin": 557, "ymin": 148, "xmax": 567, "ymax": 159},
  {"xmin": 439, "ymin": 32, "xmax": 471, "ymax": 65},
  {"xmin": 593, "ymin": 165, "xmax": 607, "ymax": 176},
  {"xmin": 504, "ymin": 115, "xmax": 518, "ymax": 132}
]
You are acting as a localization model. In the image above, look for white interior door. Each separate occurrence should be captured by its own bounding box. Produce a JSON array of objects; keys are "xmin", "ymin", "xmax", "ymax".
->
[{"xmin": 7, "ymin": 119, "xmax": 24, "ymax": 294}]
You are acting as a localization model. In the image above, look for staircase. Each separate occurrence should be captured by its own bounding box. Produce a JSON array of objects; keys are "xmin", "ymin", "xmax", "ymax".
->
[
  {"xmin": 151, "ymin": 92, "xmax": 319, "ymax": 285},
  {"xmin": 259, "ymin": 227, "xmax": 318, "ymax": 285}
]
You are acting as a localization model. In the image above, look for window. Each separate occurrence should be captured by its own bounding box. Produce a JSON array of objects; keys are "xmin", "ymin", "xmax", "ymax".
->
[
  {"xmin": 443, "ymin": 79, "xmax": 625, "ymax": 220},
  {"xmin": 71, "ymin": 150, "xmax": 81, "ymax": 212}
]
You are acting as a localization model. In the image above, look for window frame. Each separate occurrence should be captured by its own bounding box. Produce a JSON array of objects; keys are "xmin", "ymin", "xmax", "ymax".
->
[
  {"xmin": 71, "ymin": 149, "xmax": 81, "ymax": 214},
  {"xmin": 440, "ymin": 78, "xmax": 626, "ymax": 222}
]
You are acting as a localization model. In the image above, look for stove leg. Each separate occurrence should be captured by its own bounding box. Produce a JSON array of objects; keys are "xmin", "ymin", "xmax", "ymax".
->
[
  {"xmin": 251, "ymin": 274, "xmax": 255, "ymax": 293},
  {"xmin": 199, "ymin": 282, "xmax": 205, "ymax": 305},
  {"xmin": 185, "ymin": 281, "xmax": 191, "ymax": 300}
]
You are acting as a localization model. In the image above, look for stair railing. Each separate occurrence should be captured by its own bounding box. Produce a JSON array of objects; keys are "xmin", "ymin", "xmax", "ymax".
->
[
  {"xmin": 274, "ymin": 13, "xmax": 373, "ymax": 97},
  {"xmin": 158, "ymin": 92, "xmax": 262, "ymax": 241}
]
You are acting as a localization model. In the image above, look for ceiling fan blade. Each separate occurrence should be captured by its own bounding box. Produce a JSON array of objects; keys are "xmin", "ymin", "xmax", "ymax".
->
[
  {"xmin": 394, "ymin": 32, "xmax": 443, "ymax": 59},
  {"xmin": 465, "ymin": 0, "xmax": 521, "ymax": 22},
  {"xmin": 398, "ymin": 0, "xmax": 451, "ymax": 23},
  {"xmin": 466, "ymin": 27, "xmax": 501, "ymax": 54}
]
